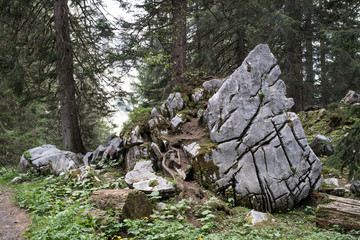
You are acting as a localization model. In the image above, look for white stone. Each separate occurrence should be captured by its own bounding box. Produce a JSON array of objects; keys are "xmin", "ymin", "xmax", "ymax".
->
[
  {"xmin": 171, "ymin": 114, "xmax": 186, "ymax": 130},
  {"xmin": 246, "ymin": 210, "xmax": 271, "ymax": 225},
  {"xmin": 324, "ymin": 178, "xmax": 339, "ymax": 187},
  {"xmin": 125, "ymin": 161, "xmax": 175, "ymax": 196},
  {"xmin": 183, "ymin": 142, "xmax": 201, "ymax": 158}
]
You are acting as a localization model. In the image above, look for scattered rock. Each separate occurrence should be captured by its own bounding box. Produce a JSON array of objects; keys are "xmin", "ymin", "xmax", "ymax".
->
[
  {"xmin": 183, "ymin": 142, "xmax": 200, "ymax": 159},
  {"xmin": 324, "ymin": 178, "xmax": 339, "ymax": 187},
  {"xmin": 83, "ymin": 145, "xmax": 106, "ymax": 166},
  {"xmin": 350, "ymin": 181, "xmax": 360, "ymax": 196},
  {"xmin": 127, "ymin": 126, "xmax": 144, "ymax": 146},
  {"xmin": 151, "ymin": 107, "xmax": 161, "ymax": 118},
  {"xmin": 106, "ymin": 134, "xmax": 118, "ymax": 145},
  {"xmin": 204, "ymin": 44, "xmax": 322, "ymax": 212},
  {"xmin": 125, "ymin": 161, "xmax": 175, "ymax": 197},
  {"xmin": 90, "ymin": 189, "xmax": 152, "ymax": 219},
  {"xmin": 340, "ymin": 90, "xmax": 360, "ymax": 104},
  {"xmin": 246, "ymin": 209, "xmax": 273, "ymax": 226},
  {"xmin": 171, "ymin": 114, "xmax": 186, "ymax": 130},
  {"xmin": 156, "ymin": 202, "xmax": 167, "ymax": 211},
  {"xmin": 151, "ymin": 142, "xmax": 163, "ymax": 160},
  {"xmin": 203, "ymin": 79, "xmax": 224, "ymax": 94},
  {"xmin": 10, "ymin": 176, "xmax": 22, "ymax": 184},
  {"xmin": 103, "ymin": 137, "xmax": 123, "ymax": 160},
  {"xmin": 125, "ymin": 145, "xmax": 150, "ymax": 171},
  {"xmin": 192, "ymin": 89, "xmax": 204, "ymax": 103},
  {"xmin": 160, "ymin": 92, "xmax": 184, "ymax": 118},
  {"xmin": 330, "ymin": 188, "xmax": 346, "ymax": 197},
  {"xmin": 311, "ymin": 135, "xmax": 335, "ymax": 156},
  {"xmin": 18, "ymin": 144, "xmax": 79, "ymax": 176},
  {"xmin": 68, "ymin": 166, "xmax": 102, "ymax": 186}
]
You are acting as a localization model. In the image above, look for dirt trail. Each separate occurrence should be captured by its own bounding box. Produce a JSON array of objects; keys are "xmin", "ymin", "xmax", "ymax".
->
[{"xmin": 0, "ymin": 186, "xmax": 31, "ymax": 240}]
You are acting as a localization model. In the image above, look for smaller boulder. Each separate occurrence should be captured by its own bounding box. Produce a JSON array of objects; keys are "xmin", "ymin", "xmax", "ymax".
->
[
  {"xmin": 170, "ymin": 114, "xmax": 186, "ymax": 130},
  {"xmin": 151, "ymin": 142, "xmax": 163, "ymax": 160},
  {"xmin": 324, "ymin": 178, "xmax": 339, "ymax": 187},
  {"xmin": 350, "ymin": 181, "xmax": 360, "ymax": 196},
  {"xmin": 125, "ymin": 161, "xmax": 175, "ymax": 197},
  {"xmin": 90, "ymin": 189, "xmax": 152, "ymax": 220},
  {"xmin": 246, "ymin": 210, "xmax": 274, "ymax": 226},
  {"xmin": 160, "ymin": 92, "xmax": 184, "ymax": 118},
  {"xmin": 18, "ymin": 144, "xmax": 79, "ymax": 176},
  {"xmin": 330, "ymin": 188, "xmax": 346, "ymax": 197},
  {"xmin": 183, "ymin": 142, "xmax": 200, "ymax": 159},
  {"xmin": 341, "ymin": 90, "xmax": 360, "ymax": 104},
  {"xmin": 311, "ymin": 135, "xmax": 335, "ymax": 156},
  {"xmin": 191, "ymin": 89, "xmax": 204, "ymax": 103},
  {"xmin": 125, "ymin": 145, "xmax": 150, "ymax": 170},
  {"xmin": 151, "ymin": 107, "xmax": 162, "ymax": 118},
  {"xmin": 83, "ymin": 145, "xmax": 106, "ymax": 166}
]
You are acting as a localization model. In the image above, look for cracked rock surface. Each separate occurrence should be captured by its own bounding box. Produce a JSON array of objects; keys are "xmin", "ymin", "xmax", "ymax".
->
[{"xmin": 205, "ymin": 44, "xmax": 322, "ymax": 212}]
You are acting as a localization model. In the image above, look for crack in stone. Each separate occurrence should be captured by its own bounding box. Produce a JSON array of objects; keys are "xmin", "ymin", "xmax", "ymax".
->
[
  {"xmin": 263, "ymin": 147, "xmax": 268, "ymax": 172},
  {"xmin": 271, "ymin": 120, "xmax": 293, "ymax": 168},
  {"xmin": 264, "ymin": 178, "xmax": 276, "ymax": 211},
  {"xmin": 251, "ymin": 132, "xmax": 277, "ymax": 153},
  {"xmin": 250, "ymin": 150, "xmax": 267, "ymax": 211},
  {"xmin": 216, "ymin": 102, "xmax": 262, "ymax": 145},
  {"xmin": 218, "ymin": 107, "xmax": 239, "ymax": 132},
  {"xmin": 290, "ymin": 126, "xmax": 306, "ymax": 151}
]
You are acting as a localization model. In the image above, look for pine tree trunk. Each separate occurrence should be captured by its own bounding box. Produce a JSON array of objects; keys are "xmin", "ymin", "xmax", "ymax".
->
[
  {"xmin": 284, "ymin": 0, "xmax": 303, "ymax": 112},
  {"xmin": 304, "ymin": 0, "xmax": 315, "ymax": 107},
  {"xmin": 171, "ymin": 0, "xmax": 187, "ymax": 89},
  {"xmin": 54, "ymin": 0, "xmax": 86, "ymax": 153}
]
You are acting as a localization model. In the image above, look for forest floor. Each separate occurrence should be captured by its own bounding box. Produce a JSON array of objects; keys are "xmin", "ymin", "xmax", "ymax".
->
[{"xmin": 0, "ymin": 186, "xmax": 31, "ymax": 240}]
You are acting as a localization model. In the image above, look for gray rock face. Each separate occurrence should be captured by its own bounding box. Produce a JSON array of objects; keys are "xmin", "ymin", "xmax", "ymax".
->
[
  {"xmin": 151, "ymin": 107, "xmax": 161, "ymax": 118},
  {"xmin": 160, "ymin": 92, "xmax": 183, "ymax": 118},
  {"xmin": 192, "ymin": 89, "xmax": 204, "ymax": 103},
  {"xmin": 83, "ymin": 136, "xmax": 124, "ymax": 166},
  {"xmin": 203, "ymin": 79, "xmax": 224, "ymax": 94},
  {"xmin": 125, "ymin": 145, "xmax": 150, "ymax": 170},
  {"xmin": 341, "ymin": 90, "xmax": 360, "ymax": 104},
  {"xmin": 170, "ymin": 114, "xmax": 186, "ymax": 130},
  {"xmin": 350, "ymin": 181, "xmax": 360, "ymax": 196},
  {"xmin": 311, "ymin": 135, "xmax": 335, "ymax": 156},
  {"xmin": 205, "ymin": 44, "xmax": 322, "ymax": 212},
  {"xmin": 18, "ymin": 144, "xmax": 79, "ymax": 175},
  {"xmin": 183, "ymin": 142, "xmax": 200, "ymax": 159},
  {"xmin": 125, "ymin": 161, "xmax": 175, "ymax": 196}
]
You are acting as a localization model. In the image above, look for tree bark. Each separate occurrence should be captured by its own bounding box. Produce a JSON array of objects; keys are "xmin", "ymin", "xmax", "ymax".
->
[
  {"xmin": 171, "ymin": 0, "xmax": 187, "ymax": 89},
  {"xmin": 304, "ymin": 0, "xmax": 315, "ymax": 107},
  {"xmin": 284, "ymin": 0, "xmax": 303, "ymax": 112},
  {"xmin": 54, "ymin": 0, "xmax": 86, "ymax": 153},
  {"xmin": 316, "ymin": 193, "xmax": 360, "ymax": 231}
]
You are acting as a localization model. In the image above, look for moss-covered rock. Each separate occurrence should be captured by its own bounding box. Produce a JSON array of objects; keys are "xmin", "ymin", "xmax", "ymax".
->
[{"xmin": 90, "ymin": 189, "xmax": 152, "ymax": 220}]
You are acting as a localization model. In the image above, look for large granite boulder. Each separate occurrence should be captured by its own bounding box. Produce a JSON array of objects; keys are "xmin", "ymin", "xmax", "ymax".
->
[
  {"xmin": 204, "ymin": 44, "xmax": 322, "ymax": 212},
  {"xmin": 18, "ymin": 144, "xmax": 79, "ymax": 175}
]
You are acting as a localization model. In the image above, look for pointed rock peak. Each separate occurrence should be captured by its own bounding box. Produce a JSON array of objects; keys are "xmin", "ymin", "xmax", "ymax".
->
[{"xmin": 203, "ymin": 44, "xmax": 322, "ymax": 212}]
